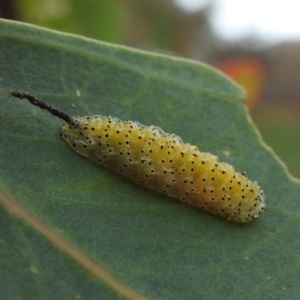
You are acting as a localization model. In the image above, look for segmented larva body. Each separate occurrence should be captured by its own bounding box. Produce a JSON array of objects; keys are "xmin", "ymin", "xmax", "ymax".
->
[
  {"xmin": 61, "ymin": 115, "xmax": 266, "ymax": 223},
  {"xmin": 11, "ymin": 91, "xmax": 266, "ymax": 223}
]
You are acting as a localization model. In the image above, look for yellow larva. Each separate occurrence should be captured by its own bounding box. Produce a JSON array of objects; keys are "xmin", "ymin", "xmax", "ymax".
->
[{"xmin": 11, "ymin": 91, "xmax": 266, "ymax": 223}]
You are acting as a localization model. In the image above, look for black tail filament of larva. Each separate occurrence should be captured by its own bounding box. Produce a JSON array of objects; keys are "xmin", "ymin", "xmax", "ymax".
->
[{"xmin": 10, "ymin": 91, "xmax": 73, "ymax": 123}]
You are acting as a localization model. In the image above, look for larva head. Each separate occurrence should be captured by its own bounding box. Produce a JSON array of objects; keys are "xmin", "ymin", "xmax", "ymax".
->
[
  {"xmin": 206, "ymin": 169, "xmax": 266, "ymax": 223},
  {"xmin": 228, "ymin": 179, "xmax": 266, "ymax": 223}
]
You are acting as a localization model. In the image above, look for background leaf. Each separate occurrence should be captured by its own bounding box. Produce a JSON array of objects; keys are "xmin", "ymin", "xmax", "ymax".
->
[{"xmin": 0, "ymin": 19, "xmax": 299, "ymax": 300}]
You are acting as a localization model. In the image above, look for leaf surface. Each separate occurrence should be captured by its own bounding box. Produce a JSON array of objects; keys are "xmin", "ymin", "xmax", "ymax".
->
[{"xmin": 0, "ymin": 19, "xmax": 299, "ymax": 300}]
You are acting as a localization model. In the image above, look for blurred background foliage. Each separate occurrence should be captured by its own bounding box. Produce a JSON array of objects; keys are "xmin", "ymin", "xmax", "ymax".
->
[{"xmin": 1, "ymin": 0, "xmax": 299, "ymax": 177}]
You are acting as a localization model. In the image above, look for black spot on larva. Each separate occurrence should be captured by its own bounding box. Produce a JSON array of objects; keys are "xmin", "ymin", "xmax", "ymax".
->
[
  {"xmin": 212, "ymin": 169, "xmax": 215, "ymax": 172},
  {"xmin": 212, "ymin": 177, "xmax": 215, "ymax": 181},
  {"xmin": 73, "ymin": 144, "xmax": 76, "ymax": 147},
  {"xmin": 201, "ymin": 161, "xmax": 205, "ymax": 164},
  {"xmin": 83, "ymin": 145, "xmax": 87, "ymax": 148},
  {"xmin": 222, "ymin": 171, "xmax": 226, "ymax": 174},
  {"xmin": 202, "ymin": 178, "xmax": 206, "ymax": 181},
  {"xmin": 105, "ymin": 134, "xmax": 109, "ymax": 138}
]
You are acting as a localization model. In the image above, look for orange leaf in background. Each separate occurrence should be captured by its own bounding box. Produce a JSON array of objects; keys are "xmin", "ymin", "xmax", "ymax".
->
[{"xmin": 215, "ymin": 57, "xmax": 265, "ymax": 109}]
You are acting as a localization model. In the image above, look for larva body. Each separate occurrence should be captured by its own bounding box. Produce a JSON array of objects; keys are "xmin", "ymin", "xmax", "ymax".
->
[
  {"xmin": 10, "ymin": 91, "xmax": 266, "ymax": 223},
  {"xmin": 61, "ymin": 115, "xmax": 266, "ymax": 223}
]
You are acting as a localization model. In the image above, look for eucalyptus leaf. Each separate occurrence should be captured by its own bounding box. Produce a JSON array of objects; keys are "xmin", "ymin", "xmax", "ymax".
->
[{"xmin": 0, "ymin": 19, "xmax": 299, "ymax": 300}]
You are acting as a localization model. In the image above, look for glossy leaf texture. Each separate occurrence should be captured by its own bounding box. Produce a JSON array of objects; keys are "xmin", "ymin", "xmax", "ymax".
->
[{"xmin": 0, "ymin": 19, "xmax": 299, "ymax": 300}]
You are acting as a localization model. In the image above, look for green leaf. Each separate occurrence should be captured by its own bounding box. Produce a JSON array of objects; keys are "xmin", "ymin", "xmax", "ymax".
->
[{"xmin": 0, "ymin": 19, "xmax": 299, "ymax": 300}]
